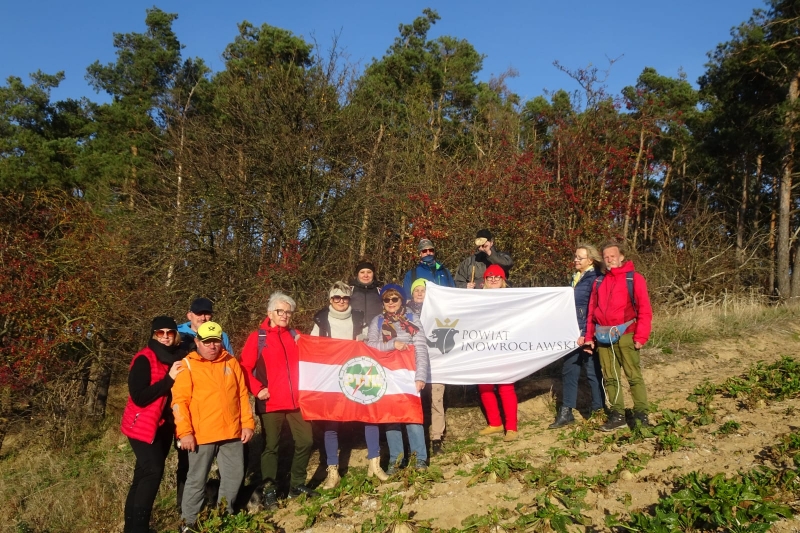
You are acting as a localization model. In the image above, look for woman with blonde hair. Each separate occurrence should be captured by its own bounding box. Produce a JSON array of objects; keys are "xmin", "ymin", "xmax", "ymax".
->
[
  {"xmin": 549, "ymin": 244, "xmax": 605, "ymax": 428},
  {"xmin": 477, "ymin": 265, "xmax": 518, "ymax": 441}
]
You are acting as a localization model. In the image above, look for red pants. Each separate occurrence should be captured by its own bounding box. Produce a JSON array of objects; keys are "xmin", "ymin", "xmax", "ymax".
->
[{"xmin": 478, "ymin": 384, "xmax": 518, "ymax": 431}]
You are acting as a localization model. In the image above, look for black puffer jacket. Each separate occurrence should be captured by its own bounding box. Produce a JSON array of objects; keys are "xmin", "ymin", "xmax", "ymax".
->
[{"xmin": 350, "ymin": 280, "xmax": 383, "ymax": 326}]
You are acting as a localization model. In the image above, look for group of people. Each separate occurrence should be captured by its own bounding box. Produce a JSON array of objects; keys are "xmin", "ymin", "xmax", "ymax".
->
[{"xmin": 121, "ymin": 231, "xmax": 653, "ymax": 533}]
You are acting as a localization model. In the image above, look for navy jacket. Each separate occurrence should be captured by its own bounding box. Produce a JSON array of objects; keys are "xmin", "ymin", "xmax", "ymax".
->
[
  {"xmin": 402, "ymin": 261, "xmax": 455, "ymax": 296},
  {"xmin": 573, "ymin": 268, "xmax": 598, "ymax": 336}
]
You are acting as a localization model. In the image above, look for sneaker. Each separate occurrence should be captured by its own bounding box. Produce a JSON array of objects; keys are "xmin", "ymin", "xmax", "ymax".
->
[
  {"xmin": 503, "ymin": 430, "xmax": 518, "ymax": 442},
  {"xmin": 261, "ymin": 485, "xmax": 278, "ymax": 510},
  {"xmin": 478, "ymin": 425, "xmax": 504, "ymax": 436},
  {"xmin": 600, "ymin": 411, "xmax": 627, "ymax": 432},
  {"xmin": 431, "ymin": 439, "xmax": 444, "ymax": 457},
  {"xmin": 415, "ymin": 463, "xmax": 428, "ymax": 473},
  {"xmin": 633, "ymin": 412, "xmax": 650, "ymax": 428},
  {"xmin": 287, "ymin": 484, "xmax": 320, "ymax": 499}
]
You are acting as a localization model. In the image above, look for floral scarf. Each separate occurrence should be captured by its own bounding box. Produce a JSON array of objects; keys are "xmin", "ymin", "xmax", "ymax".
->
[{"xmin": 380, "ymin": 309, "xmax": 419, "ymax": 341}]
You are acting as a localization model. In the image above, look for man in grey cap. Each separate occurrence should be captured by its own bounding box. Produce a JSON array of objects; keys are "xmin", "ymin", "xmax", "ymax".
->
[
  {"xmin": 177, "ymin": 297, "xmax": 233, "ymax": 354},
  {"xmin": 402, "ymin": 238, "xmax": 455, "ymax": 297},
  {"xmin": 454, "ymin": 229, "xmax": 514, "ymax": 289}
]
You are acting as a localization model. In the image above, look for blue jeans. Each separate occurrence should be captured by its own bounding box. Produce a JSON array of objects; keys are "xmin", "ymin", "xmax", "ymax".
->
[
  {"xmin": 386, "ymin": 423, "xmax": 427, "ymax": 466},
  {"xmin": 324, "ymin": 422, "xmax": 381, "ymax": 466},
  {"xmin": 561, "ymin": 348, "xmax": 605, "ymax": 411}
]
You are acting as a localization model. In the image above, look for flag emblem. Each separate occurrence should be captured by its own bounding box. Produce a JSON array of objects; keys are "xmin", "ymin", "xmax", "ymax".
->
[{"xmin": 338, "ymin": 356, "xmax": 387, "ymax": 405}]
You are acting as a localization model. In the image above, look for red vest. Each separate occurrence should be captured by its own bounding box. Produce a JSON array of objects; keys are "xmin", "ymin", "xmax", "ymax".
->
[{"xmin": 120, "ymin": 347, "xmax": 169, "ymax": 443}]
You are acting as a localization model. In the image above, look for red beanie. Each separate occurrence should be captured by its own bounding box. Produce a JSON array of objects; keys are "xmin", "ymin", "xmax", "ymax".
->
[{"xmin": 484, "ymin": 264, "xmax": 506, "ymax": 280}]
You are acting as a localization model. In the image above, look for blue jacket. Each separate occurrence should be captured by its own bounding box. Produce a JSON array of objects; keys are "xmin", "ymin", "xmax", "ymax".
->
[
  {"xmin": 572, "ymin": 268, "xmax": 598, "ymax": 336},
  {"xmin": 402, "ymin": 261, "xmax": 455, "ymax": 296},
  {"xmin": 177, "ymin": 322, "xmax": 234, "ymax": 355}
]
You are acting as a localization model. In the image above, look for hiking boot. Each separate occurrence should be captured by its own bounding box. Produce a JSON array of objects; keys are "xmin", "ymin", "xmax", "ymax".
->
[
  {"xmin": 287, "ymin": 484, "xmax": 319, "ymax": 499},
  {"xmin": 431, "ymin": 439, "xmax": 444, "ymax": 457},
  {"xmin": 415, "ymin": 463, "xmax": 428, "ymax": 473},
  {"xmin": 600, "ymin": 411, "xmax": 627, "ymax": 432},
  {"xmin": 367, "ymin": 457, "xmax": 389, "ymax": 481},
  {"xmin": 478, "ymin": 425, "xmax": 504, "ymax": 436},
  {"xmin": 548, "ymin": 406, "xmax": 576, "ymax": 429},
  {"xmin": 503, "ymin": 430, "xmax": 518, "ymax": 442},
  {"xmin": 633, "ymin": 412, "xmax": 650, "ymax": 428},
  {"xmin": 322, "ymin": 465, "xmax": 340, "ymax": 490},
  {"xmin": 180, "ymin": 525, "xmax": 196, "ymax": 533},
  {"xmin": 261, "ymin": 484, "xmax": 278, "ymax": 510}
]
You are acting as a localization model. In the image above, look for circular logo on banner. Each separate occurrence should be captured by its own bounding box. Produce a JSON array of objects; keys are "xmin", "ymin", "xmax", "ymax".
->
[{"xmin": 338, "ymin": 356, "xmax": 387, "ymax": 405}]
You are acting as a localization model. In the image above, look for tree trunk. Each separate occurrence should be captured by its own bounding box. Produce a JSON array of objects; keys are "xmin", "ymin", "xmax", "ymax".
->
[
  {"xmin": 736, "ymin": 166, "xmax": 748, "ymax": 267},
  {"xmin": 769, "ymin": 173, "xmax": 778, "ymax": 296},
  {"xmin": 777, "ymin": 73, "xmax": 799, "ymax": 299},
  {"xmin": 358, "ymin": 124, "xmax": 385, "ymax": 258},
  {"xmin": 623, "ymin": 127, "xmax": 646, "ymax": 242}
]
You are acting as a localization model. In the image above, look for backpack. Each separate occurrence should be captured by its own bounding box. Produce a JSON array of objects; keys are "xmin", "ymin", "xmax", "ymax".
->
[
  {"xmin": 593, "ymin": 270, "xmax": 637, "ymax": 314},
  {"xmin": 254, "ymin": 327, "xmax": 297, "ymax": 388}
]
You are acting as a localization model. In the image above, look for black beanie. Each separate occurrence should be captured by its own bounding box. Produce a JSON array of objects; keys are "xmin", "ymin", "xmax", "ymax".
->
[
  {"xmin": 355, "ymin": 261, "xmax": 376, "ymax": 275},
  {"xmin": 151, "ymin": 315, "xmax": 177, "ymax": 334}
]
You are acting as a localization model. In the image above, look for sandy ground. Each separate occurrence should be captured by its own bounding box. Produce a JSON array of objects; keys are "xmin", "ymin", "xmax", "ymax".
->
[{"xmin": 265, "ymin": 320, "xmax": 800, "ymax": 532}]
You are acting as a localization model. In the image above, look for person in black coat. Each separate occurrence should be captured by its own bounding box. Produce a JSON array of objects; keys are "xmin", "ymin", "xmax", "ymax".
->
[
  {"xmin": 349, "ymin": 261, "xmax": 383, "ymax": 326},
  {"xmin": 549, "ymin": 244, "xmax": 606, "ymax": 428}
]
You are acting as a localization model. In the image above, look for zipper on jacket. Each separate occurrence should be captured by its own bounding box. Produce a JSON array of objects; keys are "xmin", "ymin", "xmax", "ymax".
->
[{"xmin": 278, "ymin": 329, "xmax": 297, "ymax": 409}]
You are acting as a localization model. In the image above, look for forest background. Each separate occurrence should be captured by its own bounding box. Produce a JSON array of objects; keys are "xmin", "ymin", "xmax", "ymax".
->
[{"xmin": 3, "ymin": 0, "xmax": 800, "ymax": 455}]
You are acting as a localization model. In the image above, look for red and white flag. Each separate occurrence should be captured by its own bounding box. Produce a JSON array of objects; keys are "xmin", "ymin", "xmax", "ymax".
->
[{"xmin": 297, "ymin": 335, "xmax": 423, "ymax": 424}]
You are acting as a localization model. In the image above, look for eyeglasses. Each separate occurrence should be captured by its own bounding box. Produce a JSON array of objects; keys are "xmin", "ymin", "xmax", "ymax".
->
[
  {"xmin": 200, "ymin": 338, "xmax": 222, "ymax": 345},
  {"xmin": 420, "ymin": 248, "xmax": 435, "ymax": 255},
  {"xmin": 383, "ymin": 296, "xmax": 401, "ymax": 303},
  {"xmin": 485, "ymin": 276, "xmax": 503, "ymax": 282},
  {"xmin": 331, "ymin": 296, "xmax": 351, "ymax": 303},
  {"xmin": 155, "ymin": 329, "xmax": 177, "ymax": 339},
  {"xmin": 272, "ymin": 309, "xmax": 294, "ymax": 316},
  {"xmin": 573, "ymin": 256, "xmax": 588, "ymax": 261}
]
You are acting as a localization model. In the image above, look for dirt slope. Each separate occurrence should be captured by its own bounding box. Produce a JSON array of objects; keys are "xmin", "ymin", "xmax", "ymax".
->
[{"xmin": 269, "ymin": 320, "xmax": 800, "ymax": 532}]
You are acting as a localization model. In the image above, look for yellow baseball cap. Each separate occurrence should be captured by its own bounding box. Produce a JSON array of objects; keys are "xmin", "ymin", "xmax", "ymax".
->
[{"xmin": 196, "ymin": 321, "xmax": 223, "ymax": 341}]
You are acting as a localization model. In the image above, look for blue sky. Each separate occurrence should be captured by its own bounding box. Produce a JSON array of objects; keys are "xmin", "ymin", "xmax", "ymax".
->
[{"xmin": 1, "ymin": 1, "xmax": 762, "ymax": 104}]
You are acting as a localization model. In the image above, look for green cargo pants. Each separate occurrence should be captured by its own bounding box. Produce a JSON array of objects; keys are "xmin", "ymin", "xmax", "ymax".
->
[{"xmin": 596, "ymin": 333, "xmax": 648, "ymax": 415}]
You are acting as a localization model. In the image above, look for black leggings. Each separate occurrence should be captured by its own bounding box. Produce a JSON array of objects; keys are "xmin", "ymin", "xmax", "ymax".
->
[{"xmin": 124, "ymin": 422, "xmax": 173, "ymax": 533}]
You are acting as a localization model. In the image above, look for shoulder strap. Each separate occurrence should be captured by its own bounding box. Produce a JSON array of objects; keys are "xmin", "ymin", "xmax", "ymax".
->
[
  {"xmin": 257, "ymin": 328, "xmax": 267, "ymax": 355},
  {"xmin": 255, "ymin": 329, "xmax": 268, "ymax": 387},
  {"xmin": 377, "ymin": 315, "xmax": 384, "ymax": 331},
  {"xmin": 626, "ymin": 271, "xmax": 638, "ymax": 315}
]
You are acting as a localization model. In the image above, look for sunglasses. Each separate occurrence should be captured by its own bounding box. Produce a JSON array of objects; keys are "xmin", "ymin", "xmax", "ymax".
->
[
  {"xmin": 383, "ymin": 296, "xmax": 402, "ymax": 303},
  {"xmin": 420, "ymin": 248, "xmax": 435, "ymax": 254},
  {"xmin": 200, "ymin": 338, "xmax": 222, "ymax": 345},
  {"xmin": 155, "ymin": 329, "xmax": 177, "ymax": 339},
  {"xmin": 331, "ymin": 295, "xmax": 351, "ymax": 303}
]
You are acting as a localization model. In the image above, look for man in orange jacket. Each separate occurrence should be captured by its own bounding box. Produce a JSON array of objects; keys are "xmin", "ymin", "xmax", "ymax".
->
[{"xmin": 172, "ymin": 322, "xmax": 255, "ymax": 529}]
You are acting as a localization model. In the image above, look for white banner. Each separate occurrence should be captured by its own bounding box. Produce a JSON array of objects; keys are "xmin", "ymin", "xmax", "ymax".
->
[{"xmin": 420, "ymin": 284, "xmax": 581, "ymax": 384}]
